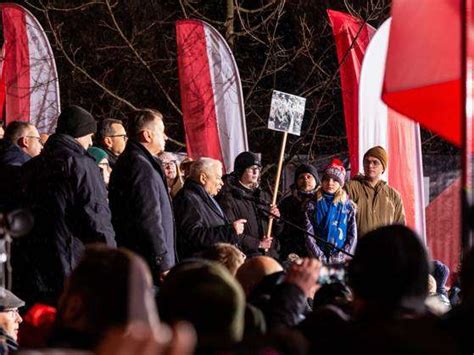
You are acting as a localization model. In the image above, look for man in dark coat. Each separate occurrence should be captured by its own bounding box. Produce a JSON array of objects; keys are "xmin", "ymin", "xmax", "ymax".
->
[
  {"xmin": 278, "ymin": 164, "xmax": 320, "ymax": 260},
  {"xmin": 109, "ymin": 109, "xmax": 176, "ymax": 284},
  {"xmin": 14, "ymin": 105, "xmax": 116, "ymax": 306},
  {"xmin": 217, "ymin": 152, "xmax": 281, "ymax": 258},
  {"xmin": 173, "ymin": 157, "xmax": 247, "ymax": 259},
  {"xmin": 0, "ymin": 121, "xmax": 43, "ymax": 211}
]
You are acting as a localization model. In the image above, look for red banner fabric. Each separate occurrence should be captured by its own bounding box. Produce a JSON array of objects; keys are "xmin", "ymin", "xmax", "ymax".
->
[
  {"xmin": 2, "ymin": 5, "xmax": 30, "ymax": 123},
  {"xmin": 176, "ymin": 20, "xmax": 224, "ymax": 164},
  {"xmin": 327, "ymin": 10, "xmax": 375, "ymax": 176},
  {"xmin": 382, "ymin": 0, "xmax": 473, "ymax": 149}
]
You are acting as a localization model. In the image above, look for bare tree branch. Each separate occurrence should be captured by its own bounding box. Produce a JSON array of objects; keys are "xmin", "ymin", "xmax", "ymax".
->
[{"xmin": 104, "ymin": 0, "xmax": 183, "ymax": 116}]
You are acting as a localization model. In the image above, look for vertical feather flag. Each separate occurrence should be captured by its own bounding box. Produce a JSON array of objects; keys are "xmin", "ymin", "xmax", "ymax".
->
[
  {"xmin": 176, "ymin": 19, "xmax": 248, "ymax": 173},
  {"xmin": 327, "ymin": 10, "xmax": 375, "ymax": 176},
  {"xmin": 0, "ymin": 3, "xmax": 60, "ymax": 133}
]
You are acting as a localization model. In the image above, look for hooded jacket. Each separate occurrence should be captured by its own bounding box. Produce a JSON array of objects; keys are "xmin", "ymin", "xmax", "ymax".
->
[{"xmin": 344, "ymin": 175, "xmax": 405, "ymax": 237}]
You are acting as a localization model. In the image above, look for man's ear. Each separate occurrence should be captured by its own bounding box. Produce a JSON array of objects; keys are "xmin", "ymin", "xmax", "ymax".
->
[
  {"xmin": 199, "ymin": 172, "xmax": 207, "ymax": 185},
  {"xmin": 17, "ymin": 137, "xmax": 28, "ymax": 148},
  {"xmin": 140, "ymin": 129, "xmax": 152, "ymax": 143},
  {"xmin": 103, "ymin": 137, "xmax": 113, "ymax": 149}
]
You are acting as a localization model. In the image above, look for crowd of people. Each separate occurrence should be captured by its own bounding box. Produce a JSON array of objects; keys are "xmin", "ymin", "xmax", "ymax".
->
[{"xmin": 0, "ymin": 106, "xmax": 471, "ymax": 354}]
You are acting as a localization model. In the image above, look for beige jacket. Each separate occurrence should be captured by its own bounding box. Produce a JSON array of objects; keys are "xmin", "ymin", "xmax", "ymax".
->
[{"xmin": 345, "ymin": 175, "xmax": 405, "ymax": 237}]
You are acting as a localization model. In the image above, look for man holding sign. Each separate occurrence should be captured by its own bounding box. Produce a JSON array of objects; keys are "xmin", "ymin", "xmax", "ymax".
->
[{"xmin": 217, "ymin": 152, "xmax": 281, "ymax": 258}]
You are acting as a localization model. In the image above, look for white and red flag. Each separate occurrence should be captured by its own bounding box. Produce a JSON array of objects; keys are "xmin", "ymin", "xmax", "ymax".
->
[
  {"xmin": 381, "ymin": 0, "xmax": 473, "ymax": 276},
  {"xmin": 176, "ymin": 19, "xmax": 248, "ymax": 173},
  {"xmin": 328, "ymin": 10, "xmax": 426, "ymax": 239},
  {"xmin": 359, "ymin": 19, "xmax": 426, "ymax": 240},
  {"xmin": 0, "ymin": 3, "xmax": 60, "ymax": 133}
]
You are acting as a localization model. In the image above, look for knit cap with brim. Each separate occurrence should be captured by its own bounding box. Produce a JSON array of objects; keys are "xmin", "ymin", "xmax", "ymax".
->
[
  {"xmin": 56, "ymin": 105, "xmax": 97, "ymax": 138},
  {"xmin": 88, "ymin": 147, "xmax": 108, "ymax": 164}
]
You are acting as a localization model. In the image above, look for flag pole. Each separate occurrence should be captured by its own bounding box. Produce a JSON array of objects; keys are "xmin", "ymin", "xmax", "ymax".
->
[
  {"xmin": 266, "ymin": 131, "xmax": 288, "ymax": 240},
  {"xmin": 461, "ymin": 0, "xmax": 474, "ymax": 253}
]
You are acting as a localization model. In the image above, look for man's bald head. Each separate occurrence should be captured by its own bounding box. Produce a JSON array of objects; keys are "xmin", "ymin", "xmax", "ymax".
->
[{"xmin": 236, "ymin": 256, "xmax": 283, "ymax": 296}]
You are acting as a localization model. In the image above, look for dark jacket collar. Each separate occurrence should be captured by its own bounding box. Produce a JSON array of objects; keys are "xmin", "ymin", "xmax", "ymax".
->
[
  {"xmin": 125, "ymin": 140, "xmax": 167, "ymax": 184},
  {"xmin": 222, "ymin": 173, "xmax": 259, "ymax": 196},
  {"xmin": 183, "ymin": 180, "xmax": 227, "ymax": 220},
  {"xmin": 42, "ymin": 133, "xmax": 87, "ymax": 156},
  {"xmin": 183, "ymin": 179, "xmax": 212, "ymax": 198},
  {"xmin": 0, "ymin": 140, "xmax": 30, "ymax": 166},
  {"xmin": 99, "ymin": 145, "xmax": 118, "ymax": 165}
]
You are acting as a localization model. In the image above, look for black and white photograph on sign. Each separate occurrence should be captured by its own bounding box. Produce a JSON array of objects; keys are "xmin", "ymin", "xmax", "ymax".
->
[{"xmin": 268, "ymin": 90, "xmax": 306, "ymax": 136}]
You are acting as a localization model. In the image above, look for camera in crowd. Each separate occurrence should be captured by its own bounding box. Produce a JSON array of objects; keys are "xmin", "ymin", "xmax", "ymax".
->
[{"xmin": 287, "ymin": 253, "xmax": 347, "ymax": 285}]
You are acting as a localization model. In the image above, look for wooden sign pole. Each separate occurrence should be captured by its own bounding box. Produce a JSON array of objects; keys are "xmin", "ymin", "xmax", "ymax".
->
[{"xmin": 266, "ymin": 131, "xmax": 288, "ymax": 239}]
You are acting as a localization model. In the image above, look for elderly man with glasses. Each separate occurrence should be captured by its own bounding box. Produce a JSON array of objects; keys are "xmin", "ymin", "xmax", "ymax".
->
[
  {"xmin": 0, "ymin": 287, "xmax": 24, "ymax": 352},
  {"xmin": 344, "ymin": 146, "xmax": 405, "ymax": 238}
]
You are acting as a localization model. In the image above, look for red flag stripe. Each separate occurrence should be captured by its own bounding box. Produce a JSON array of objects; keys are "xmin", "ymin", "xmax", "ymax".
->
[
  {"xmin": 176, "ymin": 20, "xmax": 224, "ymax": 164},
  {"xmin": 327, "ymin": 10, "xmax": 375, "ymax": 176},
  {"xmin": 1, "ymin": 5, "xmax": 30, "ymax": 124}
]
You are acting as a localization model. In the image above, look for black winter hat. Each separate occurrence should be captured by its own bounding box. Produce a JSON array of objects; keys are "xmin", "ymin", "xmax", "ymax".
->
[
  {"xmin": 56, "ymin": 105, "xmax": 97, "ymax": 138},
  {"xmin": 294, "ymin": 163, "xmax": 320, "ymax": 186},
  {"xmin": 234, "ymin": 152, "xmax": 261, "ymax": 177}
]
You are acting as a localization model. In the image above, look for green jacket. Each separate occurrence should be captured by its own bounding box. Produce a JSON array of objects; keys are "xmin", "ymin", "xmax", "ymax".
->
[{"xmin": 345, "ymin": 175, "xmax": 405, "ymax": 237}]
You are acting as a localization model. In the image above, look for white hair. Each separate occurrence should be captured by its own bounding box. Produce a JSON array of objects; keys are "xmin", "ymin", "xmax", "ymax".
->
[{"xmin": 189, "ymin": 157, "xmax": 222, "ymax": 182}]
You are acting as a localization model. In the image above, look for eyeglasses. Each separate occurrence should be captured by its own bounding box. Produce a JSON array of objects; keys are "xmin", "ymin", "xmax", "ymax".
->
[
  {"xmin": 245, "ymin": 166, "xmax": 261, "ymax": 173},
  {"xmin": 107, "ymin": 134, "xmax": 128, "ymax": 141},
  {"xmin": 25, "ymin": 136, "xmax": 44, "ymax": 146},
  {"xmin": 363, "ymin": 159, "xmax": 381, "ymax": 167},
  {"xmin": 2, "ymin": 309, "xmax": 19, "ymax": 317}
]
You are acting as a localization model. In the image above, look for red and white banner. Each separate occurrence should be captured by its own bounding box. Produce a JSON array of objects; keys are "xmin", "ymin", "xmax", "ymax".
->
[
  {"xmin": 327, "ymin": 10, "xmax": 375, "ymax": 176},
  {"xmin": 176, "ymin": 19, "xmax": 248, "ymax": 173},
  {"xmin": 359, "ymin": 19, "xmax": 426, "ymax": 240},
  {"xmin": 0, "ymin": 3, "xmax": 60, "ymax": 133}
]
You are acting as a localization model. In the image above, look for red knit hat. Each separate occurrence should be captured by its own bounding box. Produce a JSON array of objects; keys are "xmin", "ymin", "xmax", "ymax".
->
[{"xmin": 323, "ymin": 159, "xmax": 346, "ymax": 186}]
